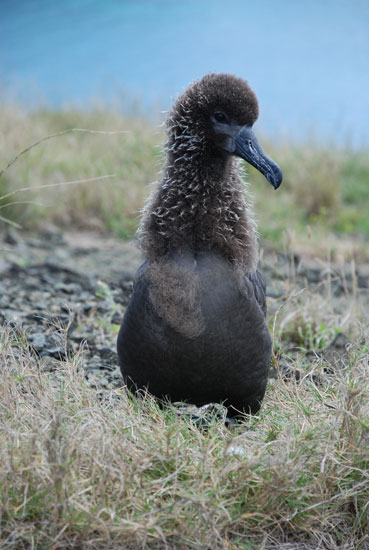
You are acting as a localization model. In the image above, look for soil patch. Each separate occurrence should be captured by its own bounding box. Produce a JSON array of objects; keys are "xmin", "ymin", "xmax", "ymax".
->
[{"xmin": 1, "ymin": 227, "xmax": 368, "ymax": 392}]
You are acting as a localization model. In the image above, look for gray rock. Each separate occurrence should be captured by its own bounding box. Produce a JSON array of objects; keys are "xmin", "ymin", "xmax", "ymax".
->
[
  {"xmin": 28, "ymin": 331, "xmax": 70, "ymax": 360},
  {"xmin": 4, "ymin": 228, "xmax": 21, "ymax": 245}
]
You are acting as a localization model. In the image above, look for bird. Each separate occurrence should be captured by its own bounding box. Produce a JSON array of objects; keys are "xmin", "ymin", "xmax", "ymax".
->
[{"xmin": 117, "ymin": 73, "xmax": 282, "ymax": 418}]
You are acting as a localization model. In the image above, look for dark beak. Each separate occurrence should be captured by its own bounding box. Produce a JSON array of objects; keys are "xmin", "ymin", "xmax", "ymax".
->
[{"xmin": 233, "ymin": 126, "xmax": 282, "ymax": 189}]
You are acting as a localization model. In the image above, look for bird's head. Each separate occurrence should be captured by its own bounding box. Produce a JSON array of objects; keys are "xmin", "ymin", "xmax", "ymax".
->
[{"xmin": 169, "ymin": 73, "xmax": 282, "ymax": 189}]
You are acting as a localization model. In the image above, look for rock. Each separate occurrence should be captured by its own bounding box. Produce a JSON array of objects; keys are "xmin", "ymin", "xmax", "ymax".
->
[
  {"xmin": 54, "ymin": 282, "xmax": 82, "ymax": 294},
  {"xmin": 97, "ymin": 346, "xmax": 118, "ymax": 362},
  {"xmin": 0, "ymin": 293, "xmax": 11, "ymax": 308},
  {"xmin": 28, "ymin": 331, "xmax": 71, "ymax": 360},
  {"xmin": 98, "ymin": 376, "xmax": 109, "ymax": 387},
  {"xmin": 110, "ymin": 311, "xmax": 122, "ymax": 324},
  {"xmin": 4, "ymin": 228, "xmax": 21, "ymax": 245},
  {"xmin": 320, "ymin": 332, "xmax": 350, "ymax": 368},
  {"xmin": 0, "ymin": 308, "xmax": 25, "ymax": 325},
  {"xmin": 357, "ymin": 265, "xmax": 369, "ymax": 288},
  {"xmin": 40, "ymin": 227, "xmax": 66, "ymax": 246}
]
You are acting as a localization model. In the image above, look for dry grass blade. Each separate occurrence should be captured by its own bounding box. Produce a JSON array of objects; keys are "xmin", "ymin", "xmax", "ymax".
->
[
  {"xmin": 0, "ymin": 174, "xmax": 117, "ymax": 203},
  {"xmin": 0, "ymin": 127, "xmax": 129, "ymax": 179},
  {"xmin": 0, "ymin": 175, "xmax": 117, "ymax": 229},
  {"xmin": 0, "ymin": 109, "xmax": 160, "ymax": 234},
  {"xmin": 0, "ymin": 126, "xmax": 128, "ymax": 229},
  {"xmin": 1, "ymin": 286, "xmax": 368, "ymax": 550},
  {"xmin": 0, "ymin": 214, "xmax": 22, "ymax": 228}
]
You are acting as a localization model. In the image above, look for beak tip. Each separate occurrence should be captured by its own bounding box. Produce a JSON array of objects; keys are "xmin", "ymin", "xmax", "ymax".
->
[{"xmin": 270, "ymin": 169, "xmax": 283, "ymax": 190}]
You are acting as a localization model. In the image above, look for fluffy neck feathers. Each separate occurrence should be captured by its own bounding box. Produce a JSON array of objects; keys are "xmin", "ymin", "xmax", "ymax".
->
[{"xmin": 139, "ymin": 111, "xmax": 258, "ymax": 274}]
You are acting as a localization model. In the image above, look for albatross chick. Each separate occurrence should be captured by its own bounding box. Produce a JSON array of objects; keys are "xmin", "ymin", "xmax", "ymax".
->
[{"xmin": 117, "ymin": 73, "xmax": 282, "ymax": 417}]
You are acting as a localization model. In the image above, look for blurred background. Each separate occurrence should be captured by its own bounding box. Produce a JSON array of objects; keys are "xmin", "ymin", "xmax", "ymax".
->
[
  {"xmin": 1, "ymin": 0, "xmax": 369, "ymax": 257},
  {"xmin": 2, "ymin": 0, "xmax": 369, "ymax": 145}
]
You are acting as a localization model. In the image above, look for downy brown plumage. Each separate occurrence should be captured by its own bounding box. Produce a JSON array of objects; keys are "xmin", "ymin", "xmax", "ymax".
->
[{"xmin": 118, "ymin": 74, "xmax": 282, "ymax": 417}]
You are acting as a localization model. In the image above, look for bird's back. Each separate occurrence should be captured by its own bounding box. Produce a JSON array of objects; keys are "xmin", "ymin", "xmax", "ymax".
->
[{"xmin": 117, "ymin": 250, "xmax": 271, "ymax": 416}]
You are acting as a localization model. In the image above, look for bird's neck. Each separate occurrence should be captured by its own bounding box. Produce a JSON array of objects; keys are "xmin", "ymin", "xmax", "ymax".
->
[{"xmin": 139, "ymin": 135, "xmax": 259, "ymax": 273}]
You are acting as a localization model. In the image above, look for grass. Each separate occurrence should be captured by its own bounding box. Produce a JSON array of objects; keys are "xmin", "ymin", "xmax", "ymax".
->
[
  {"xmin": 1, "ymin": 100, "xmax": 369, "ymax": 548},
  {"xmin": 246, "ymin": 141, "xmax": 369, "ymax": 261},
  {"xmin": 0, "ymin": 103, "xmax": 162, "ymax": 237},
  {"xmin": 1, "ymin": 279, "xmax": 368, "ymax": 549},
  {"xmin": 1, "ymin": 102, "xmax": 369, "ymax": 259}
]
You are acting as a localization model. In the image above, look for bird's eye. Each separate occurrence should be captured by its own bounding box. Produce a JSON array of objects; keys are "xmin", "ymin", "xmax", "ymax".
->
[{"xmin": 214, "ymin": 112, "xmax": 227, "ymax": 123}]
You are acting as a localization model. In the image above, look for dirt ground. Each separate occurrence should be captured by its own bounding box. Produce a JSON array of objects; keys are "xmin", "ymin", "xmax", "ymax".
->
[{"xmin": 1, "ymin": 227, "xmax": 368, "ymax": 393}]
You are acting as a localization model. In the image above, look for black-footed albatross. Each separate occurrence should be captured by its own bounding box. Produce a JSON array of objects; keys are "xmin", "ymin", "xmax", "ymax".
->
[{"xmin": 117, "ymin": 73, "xmax": 282, "ymax": 417}]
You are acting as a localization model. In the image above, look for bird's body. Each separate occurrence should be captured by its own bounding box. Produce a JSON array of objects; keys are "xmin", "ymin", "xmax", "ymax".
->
[
  {"xmin": 117, "ymin": 74, "xmax": 282, "ymax": 417},
  {"xmin": 118, "ymin": 251, "xmax": 270, "ymax": 414}
]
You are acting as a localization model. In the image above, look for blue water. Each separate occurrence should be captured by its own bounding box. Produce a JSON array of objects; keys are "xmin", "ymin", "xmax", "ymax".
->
[{"xmin": 1, "ymin": 0, "xmax": 369, "ymax": 146}]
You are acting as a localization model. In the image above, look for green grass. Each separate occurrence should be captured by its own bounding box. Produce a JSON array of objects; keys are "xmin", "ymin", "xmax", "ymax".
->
[
  {"xmin": 1, "ymin": 103, "xmax": 369, "ymax": 260},
  {"xmin": 246, "ymin": 142, "xmax": 369, "ymax": 259}
]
